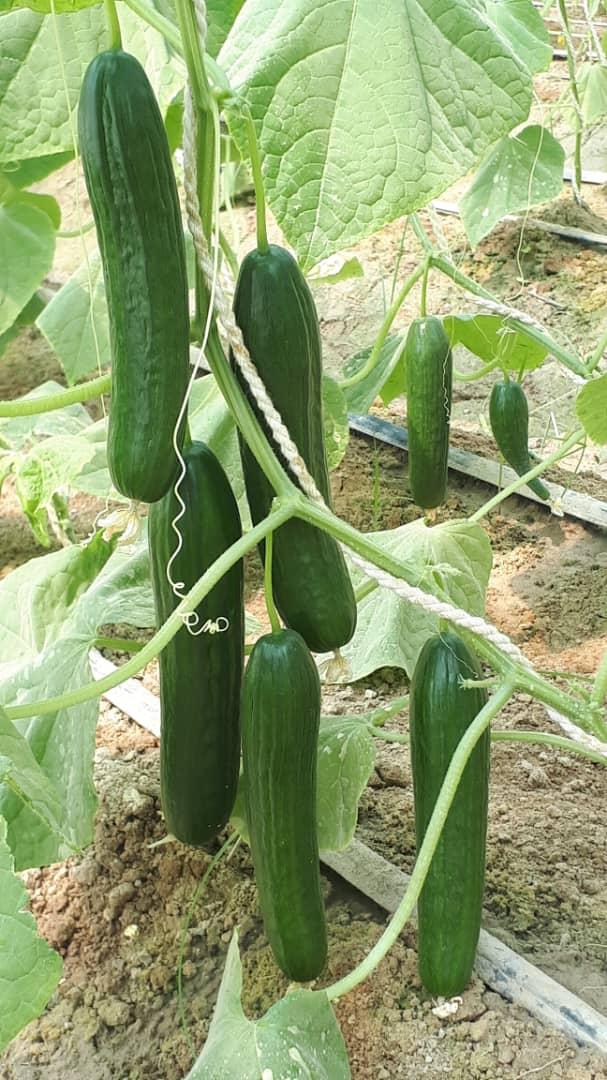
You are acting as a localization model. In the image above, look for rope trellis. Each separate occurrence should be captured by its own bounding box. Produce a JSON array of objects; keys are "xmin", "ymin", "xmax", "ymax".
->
[{"xmin": 182, "ymin": 5, "xmax": 607, "ymax": 758}]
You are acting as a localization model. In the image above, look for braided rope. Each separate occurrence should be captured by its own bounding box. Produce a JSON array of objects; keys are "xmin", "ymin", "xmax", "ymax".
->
[{"xmin": 180, "ymin": 60, "xmax": 606, "ymax": 756}]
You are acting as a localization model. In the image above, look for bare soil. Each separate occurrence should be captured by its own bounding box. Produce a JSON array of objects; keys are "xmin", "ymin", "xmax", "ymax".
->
[{"xmin": 2, "ymin": 92, "xmax": 607, "ymax": 1077}]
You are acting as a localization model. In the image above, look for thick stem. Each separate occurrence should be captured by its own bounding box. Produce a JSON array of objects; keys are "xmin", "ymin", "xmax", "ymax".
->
[
  {"xmin": 468, "ymin": 428, "xmax": 585, "ymax": 523},
  {"xmin": 454, "ymin": 357, "xmax": 499, "ymax": 383},
  {"xmin": 587, "ymin": 327, "xmax": 607, "ymax": 373},
  {"xmin": 94, "ymin": 636, "xmax": 144, "ymax": 654},
  {"xmin": 326, "ymin": 681, "xmax": 515, "ymax": 1001},
  {"xmin": 339, "ymin": 261, "xmax": 427, "ymax": 389},
  {"xmin": 368, "ymin": 694, "xmax": 410, "ymax": 726},
  {"xmin": 5, "ymin": 499, "xmax": 297, "ymax": 722},
  {"xmin": 492, "ymin": 729, "xmax": 607, "ymax": 765},
  {"xmin": 173, "ymin": 0, "xmax": 211, "ymax": 112},
  {"xmin": 244, "ymin": 108, "xmax": 268, "ymax": 254},
  {"xmin": 0, "ymin": 373, "xmax": 111, "ymax": 418},
  {"xmin": 263, "ymin": 529, "xmax": 280, "ymax": 633},
  {"xmin": 591, "ymin": 647, "xmax": 607, "ymax": 706},
  {"xmin": 104, "ymin": 0, "xmax": 122, "ymax": 48},
  {"xmin": 558, "ymin": 0, "xmax": 584, "ymax": 203},
  {"xmin": 420, "ymin": 260, "xmax": 429, "ymax": 317}
]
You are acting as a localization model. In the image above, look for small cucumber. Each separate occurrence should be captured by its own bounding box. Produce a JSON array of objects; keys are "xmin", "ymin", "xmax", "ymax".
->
[
  {"xmin": 406, "ymin": 317, "xmax": 453, "ymax": 509},
  {"xmin": 489, "ymin": 379, "xmax": 550, "ymax": 500},
  {"xmin": 242, "ymin": 628, "xmax": 327, "ymax": 981},
  {"xmin": 410, "ymin": 631, "xmax": 489, "ymax": 996}
]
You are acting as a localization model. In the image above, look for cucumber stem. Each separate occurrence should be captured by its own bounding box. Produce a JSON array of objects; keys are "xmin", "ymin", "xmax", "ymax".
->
[
  {"xmin": 453, "ymin": 357, "xmax": 499, "ymax": 383},
  {"xmin": 0, "ymin": 373, "xmax": 111, "ymax": 417},
  {"xmin": 325, "ymin": 680, "xmax": 515, "ymax": 1002},
  {"xmin": 339, "ymin": 260, "xmax": 427, "ymax": 389},
  {"xmin": 5, "ymin": 498, "xmax": 298, "ymax": 722},
  {"xmin": 468, "ymin": 427, "xmax": 584, "ymax": 523},
  {"xmin": 590, "ymin": 647, "xmax": 607, "ymax": 707},
  {"xmin": 104, "ymin": 0, "xmax": 122, "ymax": 49},
  {"xmin": 369, "ymin": 722, "xmax": 607, "ymax": 766},
  {"xmin": 244, "ymin": 107, "xmax": 269, "ymax": 255},
  {"xmin": 94, "ymin": 636, "xmax": 144, "ymax": 654},
  {"xmin": 263, "ymin": 529, "xmax": 281, "ymax": 633},
  {"xmin": 420, "ymin": 260, "xmax": 429, "ymax": 317}
]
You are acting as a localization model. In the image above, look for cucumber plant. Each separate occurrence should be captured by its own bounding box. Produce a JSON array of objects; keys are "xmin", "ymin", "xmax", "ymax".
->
[{"xmin": 0, "ymin": 0, "xmax": 607, "ymax": 1074}]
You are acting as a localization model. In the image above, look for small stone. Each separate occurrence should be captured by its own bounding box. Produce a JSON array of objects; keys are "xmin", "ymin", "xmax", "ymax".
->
[
  {"xmin": 122, "ymin": 786, "xmax": 153, "ymax": 817},
  {"xmin": 97, "ymin": 997, "xmax": 131, "ymax": 1028},
  {"xmin": 104, "ymin": 882, "xmax": 136, "ymax": 920},
  {"xmin": 498, "ymin": 1044, "xmax": 515, "ymax": 1065},
  {"xmin": 469, "ymin": 1012, "xmax": 493, "ymax": 1042},
  {"xmin": 73, "ymin": 859, "xmax": 101, "ymax": 886}
]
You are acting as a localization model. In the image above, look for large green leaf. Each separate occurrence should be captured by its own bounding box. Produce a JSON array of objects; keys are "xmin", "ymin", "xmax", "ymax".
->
[
  {"xmin": 0, "ymin": 200, "xmax": 55, "ymax": 335},
  {"xmin": 188, "ymin": 932, "xmax": 350, "ymax": 1079},
  {"xmin": 0, "ymin": 380, "xmax": 92, "ymax": 449},
  {"xmin": 576, "ymin": 372, "xmax": 607, "ymax": 445},
  {"xmin": 337, "ymin": 519, "xmax": 492, "ymax": 682},
  {"xmin": 1, "ymin": 150, "xmax": 73, "ymax": 188},
  {"xmin": 207, "ymin": 0, "xmax": 245, "ymax": 57},
  {"xmin": 0, "ymin": 9, "xmax": 106, "ymax": 164},
  {"xmin": 0, "ymin": 707, "xmax": 71, "ymax": 848},
  {"xmin": 460, "ymin": 124, "xmax": 564, "ymax": 247},
  {"xmin": 0, "ymin": 532, "xmax": 156, "ymax": 869},
  {"xmin": 322, "ymin": 375, "xmax": 349, "ymax": 470},
  {"xmin": 317, "ymin": 714, "xmax": 375, "ymax": 851},
  {"xmin": 37, "ymin": 254, "xmax": 110, "ymax": 384},
  {"xmin": 220, "ymin": 0, "xmax": 531, "ymax": 269},
  {"xmin": 0, "ymin": 7, "xmax": 183, "ymax": 165},
  {"xmin": 443, "ymin": 313, "xmax": 548, "ymax": 373},
  {"xmin": 579, "ymin": 63, "xmax": 607, "ymax": 126},
  {"xmin": 0, "ymin": 816, "xmax": 62, "ymax": 1053},
  {"xmin": 14, "ymin": 434, "xmax": 96, "ymax": 546},
  {"xmin": 484, "ymin": 0, "xmax": 551, "ymax": 75}
]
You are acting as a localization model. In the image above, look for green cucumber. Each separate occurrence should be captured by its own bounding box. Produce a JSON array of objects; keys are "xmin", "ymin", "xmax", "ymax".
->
[
  {"xmin": 410, "ymin": 631, "xmax": 489, "ymax": 996},
  {"xmin": 148, "ymin": 441, "xmax": 244, "ymax": 846},
  {"xmin": 489, "ymin": 380, "xmax": 550, "ymax": 500},
  {"xmin": 78, "ymin": 50, "xmax": 190, "ymax": 503},
  {"xmin": 242, "ymin": 628, "xmax": 327, "ymax": 981},
  {"xmin": 406, "ymin": 317, "xmax": 453, "ymax": 509},
  {"xmin": 232, "ymin": 244, "xmax": 356, "ymax": 654}
]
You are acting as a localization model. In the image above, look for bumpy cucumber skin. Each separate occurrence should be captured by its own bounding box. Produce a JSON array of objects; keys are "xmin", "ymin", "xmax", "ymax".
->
[
  {"xmin": 148, "ymin": 442, "xmax": 244, "ymax": 846},
  {"xmin": 406, "ymin": 317, "xmax": 453, "ymax": 509},
  {"xmin": 78, "ymin": 50, "xmax": 189, "ymax": 503},
  {"xmin": 242, "ymin": 629, "xmax": 327, "ymax": 981},
  {"xmin": 232, "ymin": 244, "xmax": 356, "ymax": 654},
  {"xmin": 489, "ymin": 380, "xmax": 550, "ymax": 500},
  {"xmin": 410, "ymin": 632, "xmax": 490, "ymax": 997}
]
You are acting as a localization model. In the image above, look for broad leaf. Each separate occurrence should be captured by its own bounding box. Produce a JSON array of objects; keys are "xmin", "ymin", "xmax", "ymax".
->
[
  {"xmin": 0, "ymin": 816, "xmax": 62, "ymax": 1053},
  {"xmin": 576, "ymin": 373, "xmax": 607, "ymax": 445},
  {"xmin": 579, "ymin": 63, "xmax": 607, "ymax": 126},
  {"xmin": 336, "ymin": 519, "xmax": 492, "ymax": 682},
  {"xmin": 443, "ymin": 313, "xmax": 548, "ymax": 373},
  {"xmin": 0, "ymin": 707, "xmax": 71, "ymax": 847},
  {"xmin": 0, "ymin": 200, "xmax": 55, "ymax": 335},
  {"xmin": 220, "ymin": 0, "xmax": 531, "ymax": 268},
  {"xmin": 0, "ymin": 290, "xmax": 47, "ymax": 359},
  {"xmin": 317, "ymin": 714, "xmax": 375, "ymax": 851},
  {"xmin": 322, "ymin": 375, "xmax": 349, "ymax": 471},
  {"xmin": 460, "ymin": 124, "xmax": 564, "ymax": 247},
  {"xmin": 343, "ymin": 335, "xmax": 405, "ymax": 415},
  {"xmin": 14, "ymin": 434, "xmax": 96, "ymax": 546},
  {"xmin": 188, "ymin": 932, "xmax": 350, "ymax": 1079},
  {"xmin": 1, "ymin": 150, "xmax": 73, "ymax": 188},
  {"xmin": 485, "ymin": 0, "xmax": 551, "ymax": 75},
  {"xmin": 0, "ymin": 9, "xmax": 107, "ymax": 164},
  {"xmin": 37, "ymin": 254, "xmax": 109, "ymax": 384},
  {"xmin": 0, "ymin": 532, "xmax": 157, "ymax": 868},
  {"xmin": 309, "ymin": 255, "xmax": 364, "ymax": 287},
  {"xmin": 207, "ymin": 0, "xmax": 245, "ymax": 57}
]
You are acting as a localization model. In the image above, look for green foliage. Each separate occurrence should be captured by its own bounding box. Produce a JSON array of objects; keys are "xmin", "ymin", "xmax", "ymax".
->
[
  {"xmin": 0, "ymin": 199, "xmax": 55, "ymax": 336},
  {"xmin": 337, "ymin": 519, "xmax": 492, "ymax": 681},
  {"xmin": 443, "ymin": 313, "xmax": 548, "ymax": 373},
  {"xmin": 460, "ymin": 125, "xmax": 564, "ymax": 247},
  {"xmin": 342, "ymin": 335, "xmax": 405, "ymax": 415},
  {"xmin": 0, "ymin": 533, "xmax": 155, "ymax": 869},
  {"xmin": 484, "ymin": 0, "xmax": 552, "ymax": 74},
  {"xmin": 576, "ymin": 373, "xmax": 607, "ymax": 444},
  {"xmin": 317, "ymin": 714, "xmax": 375, "ymax": 851},
  {"xmin": 0, "ymin": 816, "xmax": 62, "ymax": 1052},
  {"xmin": 322, "ymin": 376, "xmax": 349, "ymax": 471},
  {"xmin": 187, "ymin": 932, "xmax": 350, "ymax": 1079},
  {"xmin": 220, "ymin": 0, "xmax": 532, "ymax": 268},
  {"xmin": 1, "ymin": 151, "xmax": 73, "ymax": 188},
  {"xmin": 578, "ymin": 63, "xmax": 607, "ymax": 126},
  {"xmin": 206, "ymin": 0, "xmax": 245, "ymax": 57},
  {"xmin": 37, "ymin": 254, "xmax": 110, "ymax": 383}
]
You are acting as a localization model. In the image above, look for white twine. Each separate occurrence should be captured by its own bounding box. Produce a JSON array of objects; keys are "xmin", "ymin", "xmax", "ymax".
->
[{"xmin": 180, "ymin": 34, "xmax": 607, "ymax": 756}]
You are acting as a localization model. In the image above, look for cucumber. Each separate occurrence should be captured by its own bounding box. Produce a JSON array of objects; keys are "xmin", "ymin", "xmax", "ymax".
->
[
  {"xmin": 406, "ymin": 317, "xmax": 453, "ymax": 509},
  {"xmin": 242, "ymin": 628, "xmax": 327, "ymax": 981},
  {"xmin": 78, "ymin": 50, "xmax": 190, "ymax": 503},
  {"xmin": 148, "ymin": 441, "xmax": 244, "ymax": 846},
  {"xmin": 410, "ymin": 631, "xmax": 489, "ymax": 996},
  {"xmin": 489, "ymin": 379, "xmax": 550, "ymax": 500},
  {"xmin": 232, "ymin": 244, "xmax": 356, "ymax": 654}
]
